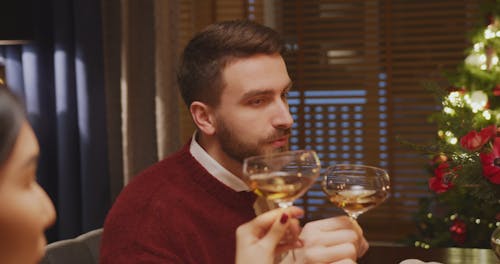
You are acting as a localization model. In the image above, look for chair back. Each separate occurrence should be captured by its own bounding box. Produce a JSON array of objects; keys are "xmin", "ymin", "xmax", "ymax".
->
[{"xmin": 39, "ymin": 228, "xmax": 102, "ymax": 264}]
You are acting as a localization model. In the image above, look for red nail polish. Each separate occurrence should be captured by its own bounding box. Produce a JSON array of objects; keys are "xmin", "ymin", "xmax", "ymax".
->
[{"xmin": 280, "ymin": 213, "xmax": 288, "ymax": 224}]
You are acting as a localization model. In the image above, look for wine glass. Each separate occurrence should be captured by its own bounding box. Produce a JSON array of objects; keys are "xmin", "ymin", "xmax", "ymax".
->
[
  {"xmin": 242, "ymin": 149, "xmax": 321, "ymax": 208},
  {"xmin": 243, "ymin": 149, "xmax": 321, "ymax": 261},
  {"xmin": 321, "ymin": 164, "xmax": 390, "ymax": 220}
]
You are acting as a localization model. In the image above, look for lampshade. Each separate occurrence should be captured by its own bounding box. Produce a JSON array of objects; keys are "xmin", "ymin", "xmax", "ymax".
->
[{"xmin": 0, "ymin": 0, "xmax": 34, "ymax": 45}]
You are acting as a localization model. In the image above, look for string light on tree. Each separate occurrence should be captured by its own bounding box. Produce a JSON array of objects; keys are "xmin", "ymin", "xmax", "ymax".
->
[
  {"xmin": 465, "ymin": 53, "xmax": 486, "ymax": 68},
  {"xmin": 443, "ymin": 131, "xmax": 457, "ymax": 145},
  {"xmin": 445, "ymin": 91, "xmax": 464, "ymax": 107},
  {"xmin": 443, "ymin": 107, "xmax": 455, "ymax": 115},
  {"xmin": 464, "ymin": 90, "xmax": 488, "ymax": 113},
  {"xmin": 483, "ymin": 110, "xmax": 492, "ymax": 120},
  {"xmin": 485, "ymin": 25, "xmax": 497, "ymax": 39}
]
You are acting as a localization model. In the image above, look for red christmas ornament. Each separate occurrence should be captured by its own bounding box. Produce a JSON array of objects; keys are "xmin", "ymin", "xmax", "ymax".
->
[
  {"xmin": 432, "ymin": 153, "xmax": 448, "ymax": 165},
  {"xmin": 493, "ymin": 85, "xmax": 500, "ymax": 96},
  {"xmin": 450, "ymin": 219, "xmax": 467, "ymax": 245}
]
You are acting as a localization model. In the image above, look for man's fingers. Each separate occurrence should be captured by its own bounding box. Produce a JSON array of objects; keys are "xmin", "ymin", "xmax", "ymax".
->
[
  {"xmin": 359, "ymin": 237, "xmax": 369, "ymax": 257},
  {"xmin": 310, "ymin": 229, "xmax": 359, "ymax": 247},
  {"xmin": 306, "ymin": 216, "xmax": 361, "ymax": 233},
  {"xmin": 332, "ymin": 259, "xmax": 357, "ymax": 264},
  {"xmin": 297, "ymin": 216, "xmax": 369, "ymax": 261},
  {"xmin": 274, "ymin": 238, "xmax": 304, "ymax": 255},
  {"xmin": 303, "ymin": 243, "xmax": 358, "ymax": 263}
]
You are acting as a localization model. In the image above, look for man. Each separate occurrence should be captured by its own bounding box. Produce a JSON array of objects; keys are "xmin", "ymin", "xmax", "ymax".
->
[{"xmin": 100, "ymin": 20, "xmax": 368, "ymax": 263}]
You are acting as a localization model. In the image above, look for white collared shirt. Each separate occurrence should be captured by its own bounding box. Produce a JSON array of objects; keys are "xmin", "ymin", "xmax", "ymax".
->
[{"xmin": 189, "ymin": 132, "xmax": 250, "ymax": 192}]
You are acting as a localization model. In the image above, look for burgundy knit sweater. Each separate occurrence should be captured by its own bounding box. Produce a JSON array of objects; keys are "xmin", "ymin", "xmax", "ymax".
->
[{"xmin": 99, "ymin": 142, "xmax": 257, "ymax": 263}]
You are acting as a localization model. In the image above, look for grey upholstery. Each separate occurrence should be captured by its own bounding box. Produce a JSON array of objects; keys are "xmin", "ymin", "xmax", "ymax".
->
[{"xmin": 39, "ymin": 228, "xmax": 102, "ymax": 264}]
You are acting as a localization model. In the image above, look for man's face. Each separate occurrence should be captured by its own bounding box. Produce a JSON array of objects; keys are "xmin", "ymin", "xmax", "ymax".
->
[{"xmin": 213, "ymin": 54, "xmax": 294, "ymax": 163}]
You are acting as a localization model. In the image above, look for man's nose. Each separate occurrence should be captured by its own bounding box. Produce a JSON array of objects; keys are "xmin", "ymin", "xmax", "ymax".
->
[{"xmin": 272, "ymin": 100, "xmax": 294, "ymax": 129}]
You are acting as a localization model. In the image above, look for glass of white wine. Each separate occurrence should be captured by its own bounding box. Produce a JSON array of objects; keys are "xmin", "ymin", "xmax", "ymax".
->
[
  {"xmin": 243, "ymin": 149, "xmax": 321, "ymax": 208},
  {"xmin": 321, "ymin": 164, "xmax": 390, "ymax": 220},
  {"xmin": 243, "ymin": 150, "xmax": 321, "ymax": 261}
]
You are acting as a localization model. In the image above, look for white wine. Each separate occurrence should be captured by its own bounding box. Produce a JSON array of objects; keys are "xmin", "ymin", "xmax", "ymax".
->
[
  {"xmin": 321, "ymin": 164, "xmax": 390, "ymax": 219},
  {"xmin": 249, "ymin": 172, "xmax": 314, "ymax": 202},
  {"xmin": 324, "ymin": 187, "xmax": 389, "ymax": 216}
]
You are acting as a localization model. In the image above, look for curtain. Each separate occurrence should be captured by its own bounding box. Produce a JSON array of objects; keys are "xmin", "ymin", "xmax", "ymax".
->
[
  {"xmin": 2, "ymin": 0, "xmax": 110, "ymax": 242},
  {"xmin": 101, "ymin": 0, "xmax": 183, "ymax": 184}
]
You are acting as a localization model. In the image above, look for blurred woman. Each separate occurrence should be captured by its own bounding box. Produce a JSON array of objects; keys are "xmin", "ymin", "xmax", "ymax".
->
[{"xmin": 0, "ymin": 85, "xmax": 56, "ymax": 264}]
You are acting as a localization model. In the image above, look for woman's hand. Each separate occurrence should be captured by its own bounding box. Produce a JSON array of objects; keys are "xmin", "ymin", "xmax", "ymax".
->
[{"xmin": 235, "ymin": 206, "xmax": 304, "ymax": 264}]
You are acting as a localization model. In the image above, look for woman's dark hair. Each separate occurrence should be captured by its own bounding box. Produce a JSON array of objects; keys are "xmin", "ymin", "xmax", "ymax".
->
[
  {"xmin": 0, "ymin": 85, "xmax": 25, "ymax": 166},
  {"xmin": 177, "ymin": 20, "xmax": 285, "ymax": 108}
]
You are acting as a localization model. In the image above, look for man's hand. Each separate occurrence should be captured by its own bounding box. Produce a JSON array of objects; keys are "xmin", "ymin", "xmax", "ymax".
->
[{"xmin": 284, "ymin": 216, "xmax": 369, "ymax": 263}]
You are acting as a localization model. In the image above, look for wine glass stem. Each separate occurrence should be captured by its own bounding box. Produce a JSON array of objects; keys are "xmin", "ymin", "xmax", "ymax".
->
[{"xmin": 277, "ymin": 201, "xmax": 296, "ymax": 261}]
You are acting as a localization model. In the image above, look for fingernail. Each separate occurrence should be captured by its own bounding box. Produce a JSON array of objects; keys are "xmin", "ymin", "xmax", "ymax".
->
[{"xmin": 280, "ymin": 213, "xmax": 289, "ymax": 224}]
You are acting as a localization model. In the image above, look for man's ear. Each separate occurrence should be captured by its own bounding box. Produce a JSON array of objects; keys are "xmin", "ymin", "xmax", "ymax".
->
[{"xmin": 190, "ymin": 101, "xmax": 216, "ymax": 135}]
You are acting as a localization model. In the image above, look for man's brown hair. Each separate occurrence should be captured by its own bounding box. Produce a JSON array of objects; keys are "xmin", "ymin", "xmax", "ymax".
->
[{"xmin": 177, "ymin": 20, "xmax": 285, "ymax": 108}]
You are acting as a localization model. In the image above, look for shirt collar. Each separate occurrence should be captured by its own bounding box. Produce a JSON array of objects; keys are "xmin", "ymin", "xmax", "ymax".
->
[{"xmin": 189, "ymin": 132, "xmax": 250, "ymax": 192}]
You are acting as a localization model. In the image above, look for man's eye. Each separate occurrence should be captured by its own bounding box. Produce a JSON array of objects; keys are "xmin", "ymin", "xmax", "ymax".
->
[
  {"xmin": 281, "ymin": 91, "xmax": 289, "ymax": 99},
  {"xmin": 249, "ymin": 98, "xmax": 265, "ymax": 106}
]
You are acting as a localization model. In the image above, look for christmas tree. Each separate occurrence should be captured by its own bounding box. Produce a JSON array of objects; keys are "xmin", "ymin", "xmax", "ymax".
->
[{"xmin": 407, "ymin": 1, "xmax": 500, "ymax": 249}]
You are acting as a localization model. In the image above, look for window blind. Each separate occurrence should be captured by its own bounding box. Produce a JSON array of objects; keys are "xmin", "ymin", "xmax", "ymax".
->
[{"xmin": 281, "ymin": 0, "xmax": 481, "ymax": 242}]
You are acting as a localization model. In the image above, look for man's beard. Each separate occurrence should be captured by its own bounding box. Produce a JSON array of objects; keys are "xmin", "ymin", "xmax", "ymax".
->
[{"xmin": 215, "ymin": 118, "xmax": 290, "ymax": 163}]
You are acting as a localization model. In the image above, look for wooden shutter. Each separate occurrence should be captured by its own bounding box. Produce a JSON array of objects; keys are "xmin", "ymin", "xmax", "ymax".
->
[{"xmin": 280, "ymin": 0, "xmax": 481, "ymax": 242}]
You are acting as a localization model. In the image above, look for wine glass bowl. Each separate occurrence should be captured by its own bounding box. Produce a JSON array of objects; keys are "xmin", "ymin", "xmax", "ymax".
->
[
  {"xmin": 243, "ymin": 150, "xmax": 321, "ymax": 261},
  {"xmin": 321, "ymin": 164, "xmax": 390, "ymax": 219},
  {"xmin": 243, "ymin": 150, "xmax": 321, "ymax": 208}
]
